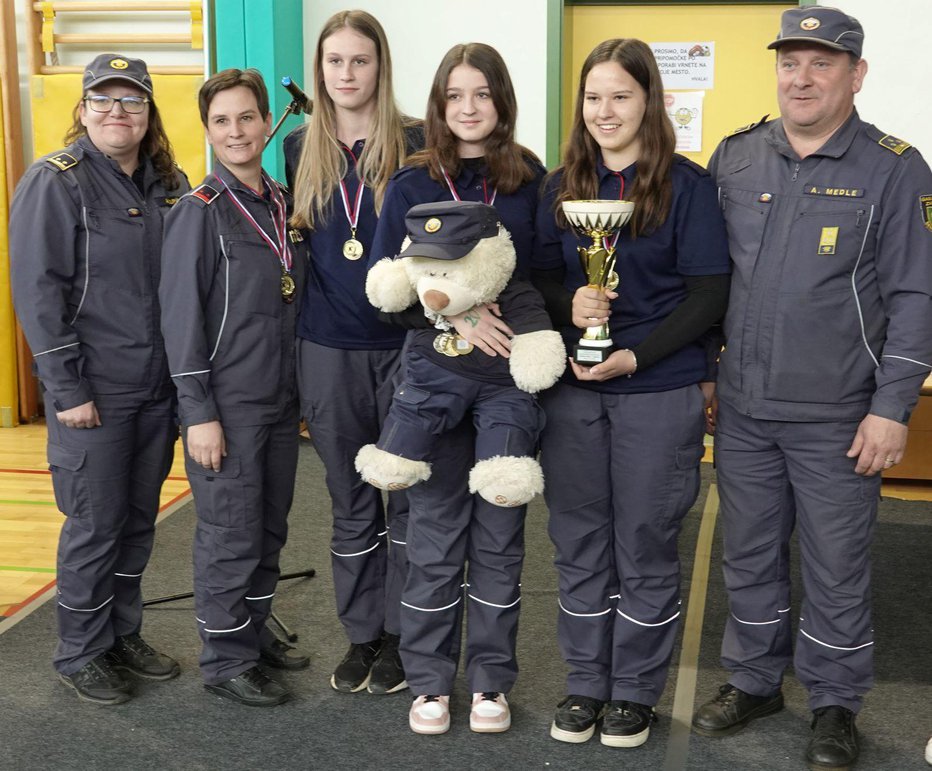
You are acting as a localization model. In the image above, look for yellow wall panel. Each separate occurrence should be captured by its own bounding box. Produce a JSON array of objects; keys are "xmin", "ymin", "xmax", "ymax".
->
[
  {"xmin": 565, "ymin": 4, "xmax": 793, "ymax": 167},
  {"xmin": 29, "ymin": 74, "xmax": 205, "ymax": 181},
  {"xmin": 0, "ymin": 79, "xmax": 16, "ymax": 427}
]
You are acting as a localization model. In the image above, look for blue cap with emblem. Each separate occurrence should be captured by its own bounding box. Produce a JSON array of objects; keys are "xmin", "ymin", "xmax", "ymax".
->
[
  {"xmin": 767, "ymin": 6, "xmax": 864, "ymax": 58},
  {"xmin": 83, "ymin": 53, "xmax": 153, "ymax": 94},
  {"xmin": 400, "ymin": 201, "xmax": 501, "ymax": 261}
]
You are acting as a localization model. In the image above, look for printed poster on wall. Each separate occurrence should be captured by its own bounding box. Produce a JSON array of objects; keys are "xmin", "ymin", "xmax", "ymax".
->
[
  {"xmin": 650, "ymin": 42, "xmax": 715, "ymax": 90},
  {"xmin": 664, "ymin": 91, "xmax": 705, "ymax": 154}
]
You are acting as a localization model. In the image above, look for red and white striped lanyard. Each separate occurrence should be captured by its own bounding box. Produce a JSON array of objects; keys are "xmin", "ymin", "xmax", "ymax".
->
[
  {"xmin": 441, "ymin": 165, "xmax": 497, "ymax": 206},
  {"xmin": 338, "ymin": 144, "xmax": 365, "ymax": 241},
  {"xmin": 219, "ymin": 172, "xmax": 291, "ymax": 274}
]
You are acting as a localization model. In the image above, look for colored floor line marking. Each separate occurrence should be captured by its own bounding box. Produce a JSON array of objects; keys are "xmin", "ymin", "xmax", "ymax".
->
[
  {"xmin": 0, "ymin": 566, "xmax": 56, "ymax": 573},
  {"xmin": 663, "ymin": 483, "xmax": 720, "ymax": 771},
  {"xmin": 0, "ymin": 468, "xmax": 50, "ymax": 475},
  {"xmin": 0, "ymin": 499, "xmax": 56, "ymax": 506}
]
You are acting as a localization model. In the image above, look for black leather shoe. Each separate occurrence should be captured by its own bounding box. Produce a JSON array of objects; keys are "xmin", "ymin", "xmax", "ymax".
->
[
  {"xmin": 601, "ymin": 700, "xmax": 657, "ymax": 748},
  {"xmin": 692, "ymin": 683, "xmax": 784, "ymax": 737},
  {"xmin": 107, "ymin": 633, "xmax": 180, "ymax": 681},
  {"xmin": 367, "ymin": 633, "xmax": 408, "ymax": 694},
  {"xmin": 805, "ymin": 706, "xmax": 859, "ymax": 770},
  {"xmin": 259, "ymin": 638, "xmax": 310, "ymax": 670},
  {"xmin": 59, "ymin": 653, "xmax": 134, "ymax": 705},
  {"xmin": 204, "ymin": 666, "xmax": 291, "ymax": 707},
  {"xmin": 550, "ymin": 694, "xmax": 605, "ymax": 743},
  {"xmin": 331, "ymin": 639, "xmax": 381, "ymax": 693}
]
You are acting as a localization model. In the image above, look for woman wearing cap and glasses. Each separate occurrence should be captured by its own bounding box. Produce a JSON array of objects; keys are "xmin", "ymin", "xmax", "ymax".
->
[
  {"xmin": 9, "ymin": 54, "xmax": 189, "ymax": 705},
  {"xmin": 368, "ymin": 42, "xmax": 546, "ymax": 736}
]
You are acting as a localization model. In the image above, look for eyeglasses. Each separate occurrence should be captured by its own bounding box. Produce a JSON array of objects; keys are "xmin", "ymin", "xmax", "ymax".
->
[{"xmin": 83, "ymin": 95, "xmax": 150, "ymax": 114}]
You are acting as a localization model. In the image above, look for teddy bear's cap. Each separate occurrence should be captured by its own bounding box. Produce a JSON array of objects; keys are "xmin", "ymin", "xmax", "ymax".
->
[{"xmin": 400, "ymin": 201, "xmax": 500, "ymax": 261}]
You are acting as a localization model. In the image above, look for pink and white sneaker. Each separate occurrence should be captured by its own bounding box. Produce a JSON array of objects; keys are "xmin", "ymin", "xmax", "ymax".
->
[
  {"xmin": 409, "ymin": 694, "xmax": 450, "ymax": 735},
  {"xmin": 470, "ymin": 692, "xmax": 511, "ymax": 733}
]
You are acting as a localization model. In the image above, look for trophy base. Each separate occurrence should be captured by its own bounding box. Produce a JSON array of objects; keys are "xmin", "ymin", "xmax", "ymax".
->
[{"xmin": 573, "ymin": 339, "xmax": 614, "ymax": 366}]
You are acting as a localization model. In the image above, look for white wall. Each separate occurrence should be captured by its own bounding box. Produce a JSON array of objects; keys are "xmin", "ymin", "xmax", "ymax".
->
[
  {"xmin": 302, "ymin": 0, "xmax": 550, "ymax": 160},
  {"xmin": 821, "ymin": 0, "xmax": 932, "ymax": 152}
]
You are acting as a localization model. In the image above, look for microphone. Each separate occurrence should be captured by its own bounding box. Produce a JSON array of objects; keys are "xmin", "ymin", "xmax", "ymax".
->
[{"xmin": 281, "ymin": 76, "xmax": 313, "ymax": 115}]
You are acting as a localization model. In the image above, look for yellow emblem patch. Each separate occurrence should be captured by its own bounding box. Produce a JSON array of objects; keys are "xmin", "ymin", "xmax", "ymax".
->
[
  {"xmin": 109, "ymin": 58, "xmax": 129, "ymax": 70},
  {"xmin": 424, "ymin": 217, "xmax": 442, "ymax": 234},
  {"xmin": 818, "ymin": 226, "xmax": 839, "ymax": 255},
  {"xmin": 919, "ymin": 195, "xmax": 932, "ymax": 234},
  {"xmin": 878, "ymin": 134, "xmax": 911, "ymax": 155},
  {"xmin": 800, "ymin": 17, "xmax": 821, "ymax": 31}
]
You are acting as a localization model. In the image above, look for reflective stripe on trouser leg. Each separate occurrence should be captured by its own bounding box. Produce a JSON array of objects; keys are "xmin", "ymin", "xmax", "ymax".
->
[
  {"xmin": 46, "ymin": 394, "xmax": 167, "ymax": 675},
  {"xmin": 298, "ymin": 340, "xmax": 405, "ymax": 641},
  {"xmin": 782, "ymin": 416, "xmax": 880, "ymax": 713},
  {"xmin": 188, "ymin": 416, "xmax": 297, "ymax": 685},
  {"xmin": 609, "ymin": 385, "xmax": 705, "ymax": 705},
  {"xmin": 716, "ymin": 400, "xmax": 794, "ymax": 698},
  {"xmin": 111, "ymin": 395, "xmax": 176, "ymax": 638},
  {"xmin": 541, "ymin": 384, "xmax": 616, "ymax": 702},
  {"xmin": 464, "ymin": 495, "xmax": 526, "ymax": 694}
]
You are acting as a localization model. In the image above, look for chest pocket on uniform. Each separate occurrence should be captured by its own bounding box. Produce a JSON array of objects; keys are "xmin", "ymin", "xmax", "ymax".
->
[
  {"xmin": 84, "ymin": 207, "xmax": 147, "ymax": 297},
  {"xmin": 787, "ymin": 201, "xmax": 872, "ymax": 293},
  {"xmin": 719, "ymin": 188, "xmax": 772, "ymax": 277},
  {"xmin": 221, "ymin": 237, "xmax": 283, "ymax": 317}
]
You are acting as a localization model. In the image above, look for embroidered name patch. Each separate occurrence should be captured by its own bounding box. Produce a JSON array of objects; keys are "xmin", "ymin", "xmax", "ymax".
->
[{"xmin": 804, "ymin": 185, "xmax": 864, "ymax": 198}]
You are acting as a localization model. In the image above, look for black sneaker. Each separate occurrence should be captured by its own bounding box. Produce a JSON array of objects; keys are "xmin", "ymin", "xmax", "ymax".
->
[
  {"xmin": 204, "ymin": 665, "xmax": 291, "ymax": 707},
  {"xmin": 331, "ymin": 639, "xmax": 381, "ymax": 693},
  {"xmin": 59, "ymin": 653, "xmax": 134, "ymax": 705},
  {"xmin": 259, "ymin": 638, "xmax": 311, "ymax": 670},
  {"xmin": 107, "ymin": 633, "xmax": 180, "ymax": 681},
  {"xmin": 550, "ymin": 694, "xmax": 605, "ymax": 743},
  {"xmin": 692, "ymin": 683, "xmax": 784, "ymax": 737},
  {"xmin": 367, "ymin": 633, "xmax": 408, "ymax": 694},
  {"xmin": 601, "ymin": 700, "xmax": 657, "ymax": 747},
  {"xmin": 805, "ymin": 706, "xmax": 859, "ymax": 771}
]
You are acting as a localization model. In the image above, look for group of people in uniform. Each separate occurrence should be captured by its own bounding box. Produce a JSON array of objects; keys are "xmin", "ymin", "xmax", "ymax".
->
[{"xmin": 8, "ymin": 5, "xmax": 932, "ymax": 770}]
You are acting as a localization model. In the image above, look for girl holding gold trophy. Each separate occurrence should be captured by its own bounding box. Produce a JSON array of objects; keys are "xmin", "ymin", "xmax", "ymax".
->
[{"xmin": 531, "ymin": 38, "xmax": 731, "ymax": 748}]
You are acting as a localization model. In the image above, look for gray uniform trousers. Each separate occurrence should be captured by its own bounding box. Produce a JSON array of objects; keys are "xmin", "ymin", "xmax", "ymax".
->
[
  {"xmin": 400, "ymin": 417, "xmax": 528, "ymax": 696},
  {"xmin": 185, "ymin": 407, "xmax": 299, "ymax": 685},
  {"xmin": 45, "ymin": 393, "xmax": 175, "ymax": 675},
  {"xmin": 297, "ymin": 339, "xmax": 408, "ymax": 641},
  {"xmin": 715, "ymin": 399, "xmax": 880, "ymax": 713},
  {"xmin": 540, "ymin": 382, "xmax": 705, "ymax": 705}
]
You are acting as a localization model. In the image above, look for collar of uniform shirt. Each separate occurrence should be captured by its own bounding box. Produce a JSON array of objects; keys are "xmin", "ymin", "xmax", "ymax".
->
[{"xmin": 767, "ymin": 108, "xmax": 861, "ymax": 160}]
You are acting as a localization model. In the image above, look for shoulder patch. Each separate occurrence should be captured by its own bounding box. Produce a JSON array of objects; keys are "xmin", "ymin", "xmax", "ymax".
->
[
  {"xmin": 726, "ymin": 115, "xmax": 769, "ymax": 139},
  {"xmin": 45, "ymin": 152, "xmax": 80, "ymax": 172},
  {"xmin": 190, "ymin": 184, "xmax": 220, "ymax": 205},
  {"xmin": 919, "ymin": 195, "xmax": 932, "ymax": 233},
  {"xmin": 878, "ymin": 134, "xmax": 912, "ymax": 155}
]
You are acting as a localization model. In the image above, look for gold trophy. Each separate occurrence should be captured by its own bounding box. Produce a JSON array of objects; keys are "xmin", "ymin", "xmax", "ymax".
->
[{"xmin": 561, "ymin": 200, "xmax": 635, "ymax": 365}]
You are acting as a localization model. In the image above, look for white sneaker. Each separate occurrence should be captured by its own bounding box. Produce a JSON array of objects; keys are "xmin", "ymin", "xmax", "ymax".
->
[
  {"xmin": 470, "ymin": 691, "xmax": 511, "ymax": 733},
  {"xmin": 409, "ymin": 694, "xmax": 450, "ymax": 735},
  {"xmin": 925, "ymin": 735, "xmax": 932, "ymax": 765}
]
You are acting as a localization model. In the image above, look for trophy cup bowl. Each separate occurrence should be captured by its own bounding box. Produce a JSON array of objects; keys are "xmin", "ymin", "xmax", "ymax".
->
[{"xmin": 561, "ymin": 200, "xmax": 635, "ymax": 366}]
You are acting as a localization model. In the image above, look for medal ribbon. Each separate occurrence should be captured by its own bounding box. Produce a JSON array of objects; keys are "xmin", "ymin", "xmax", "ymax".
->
[
  {"xmin": 339, "ymin": 144, "xmax": 365, "ymax": 237},
  {"xmin": 606, "ymin": 172, "xmax": 626, "ymax": 252},
  {"xmin": 441, "ymin": 166, "xmax": 497, "ymax": 206},
  {"xmin": 219, "ymin": 172, "xmax": 291, "ymax": 273}
]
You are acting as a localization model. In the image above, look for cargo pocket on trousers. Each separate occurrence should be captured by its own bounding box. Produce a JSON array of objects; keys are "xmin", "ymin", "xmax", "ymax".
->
[
  {"xmin": 661, "ymin": 442, "xmax": 706, "ymax": 528},
  {"xmin": 184, "ymin": 455, "xmax": 250, "ymax": 529},
  {"xmin": 47, "ymin": 443, "xmax": 91, "ymax": 518}
]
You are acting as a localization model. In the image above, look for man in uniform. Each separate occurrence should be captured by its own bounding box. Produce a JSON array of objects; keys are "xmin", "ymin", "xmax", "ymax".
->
[{"xmin": 691, "ymin": 7, "xmax": 932, "ymax": 770}]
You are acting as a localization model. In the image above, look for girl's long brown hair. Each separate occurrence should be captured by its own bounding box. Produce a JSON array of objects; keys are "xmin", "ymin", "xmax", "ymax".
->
[
  {"xmin": 290, "ymin": 10, "xmax": 411, "ymax": 229},
  {"xmin": 553, "ymin": 38, "xmax": 674, "ymax": 235},
  {"xmin": 407, "ymin": 43, "xmax": 539, "ymax": 194}
]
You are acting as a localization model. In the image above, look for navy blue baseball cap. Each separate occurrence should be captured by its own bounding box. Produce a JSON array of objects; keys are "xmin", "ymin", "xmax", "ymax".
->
[
  {"xmin": 400, "ymin": 201, "xmax": 501, "ymax": 261},
  {"xmin": 768, "ymin": 7, "xmax": 864, "ymax": 58}
]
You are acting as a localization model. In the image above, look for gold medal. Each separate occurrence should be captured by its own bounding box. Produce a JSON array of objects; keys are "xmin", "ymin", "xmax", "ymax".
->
[
  {"xmin": 452, "ymin": 335, "xmax": 474, "ymax": 355},
  {"xmin": 606, "ymin": 271, "xmax": 620, "ymax": 291},
  {"xmin": 281, "ymin": 272, "xmax": 296, "ymax": 303},
  {"xmin": 343, "ymin": 238, "xmax": 364, "ymax": 260},
  {"xmin": 433, "ymin": 332, "xmax": 458, "ymax": 357}
]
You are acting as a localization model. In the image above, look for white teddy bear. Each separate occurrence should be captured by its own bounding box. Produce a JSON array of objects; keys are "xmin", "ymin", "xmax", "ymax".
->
[{"xmin": 355, "ymin": 200, "xmax": 566, "ymax": 507}]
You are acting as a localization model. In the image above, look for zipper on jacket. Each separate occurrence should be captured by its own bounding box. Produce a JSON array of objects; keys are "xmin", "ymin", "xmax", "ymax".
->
[{"xmin": 791, "ymin": 162, "xmax": 800, "ymax": 182}]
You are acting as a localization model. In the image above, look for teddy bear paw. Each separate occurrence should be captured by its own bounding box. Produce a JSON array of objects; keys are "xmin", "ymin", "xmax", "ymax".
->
[{"xmin": 469, "ymin": 455, "xmax": 544, "ymax": 507}]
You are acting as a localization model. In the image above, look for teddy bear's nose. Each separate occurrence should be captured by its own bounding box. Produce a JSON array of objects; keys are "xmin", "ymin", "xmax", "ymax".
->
[{"xmin": 423, "ymin": 289, "xmax": 450, "ymax": 312}]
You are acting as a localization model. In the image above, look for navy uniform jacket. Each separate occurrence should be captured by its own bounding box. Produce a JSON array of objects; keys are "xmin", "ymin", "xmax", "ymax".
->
[
  {"xmin": 159, "ymin": 162, "xmax": 308, "ymax": 427},
  {"xmin": 371, "ymin": 159, "xmax": 546, "ymax": 278},
  {"xmin": 710, "ymin": 111, "xmax": 932, "ymax": 423},
  {"xmin": 282, "ymin": 123, "xmax": 424, "ymax": 349},
  {"xmin": 532, "ymin": 156, "xmax": 731, "ymax": 395},
  {"xmin": 10, "ymin": 135, "xmax": 189, "ymax": 411}
]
